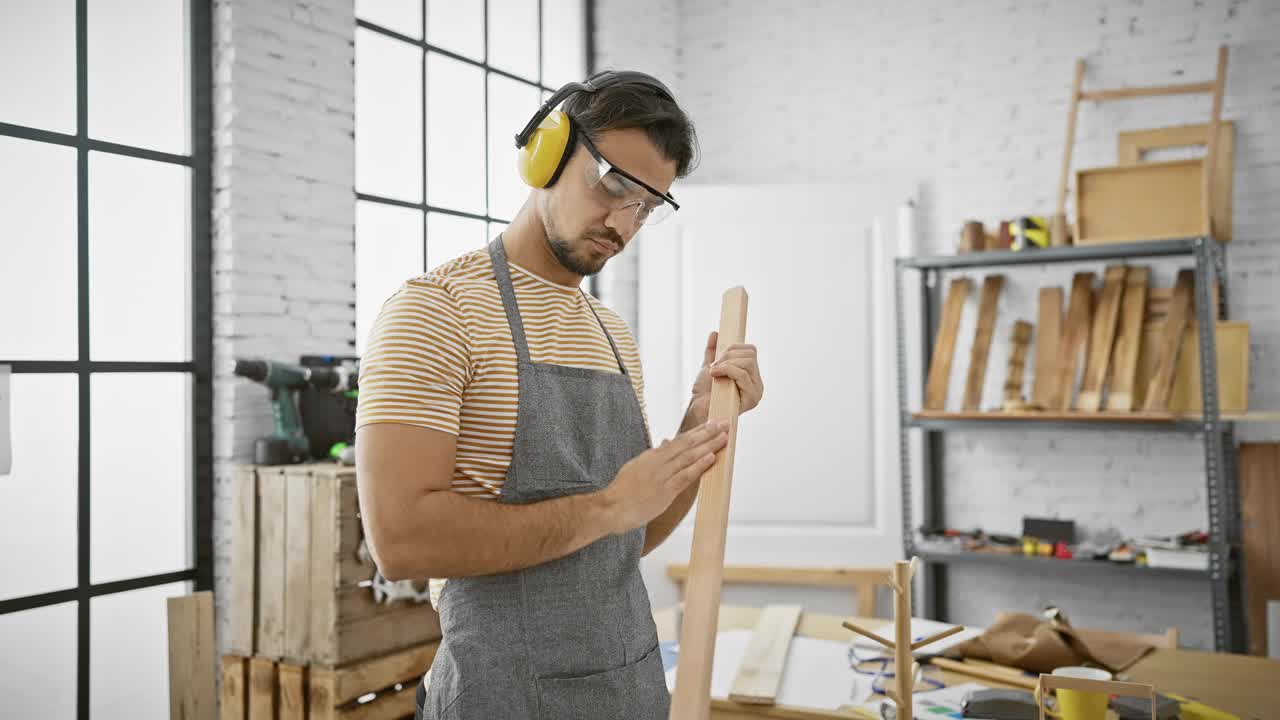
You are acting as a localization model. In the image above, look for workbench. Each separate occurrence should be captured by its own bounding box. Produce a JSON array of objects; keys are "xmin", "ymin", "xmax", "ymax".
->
[{"xmin": 653, "ymin": 605, "xmax": 1280, "ymax": 720}]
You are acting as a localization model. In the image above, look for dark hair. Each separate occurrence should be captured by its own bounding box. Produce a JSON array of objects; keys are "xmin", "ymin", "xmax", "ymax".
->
[{"xmin": 563, "ymin": 71, "xmax": 700, "ymax": 178}]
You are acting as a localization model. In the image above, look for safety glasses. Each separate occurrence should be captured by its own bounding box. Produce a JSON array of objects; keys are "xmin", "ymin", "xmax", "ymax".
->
[{"xmin": 578, "ymin": 131, "xmax": 679, "ymax": 227}]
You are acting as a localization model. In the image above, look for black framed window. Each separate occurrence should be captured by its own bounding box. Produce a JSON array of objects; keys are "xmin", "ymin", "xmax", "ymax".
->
[
  {"xmin": 0, "ymin": 0, "xmax": 212, "ymax": 717},
  {"xmin": 354, "ymin": 0, "xmax": 590, "ymax": 352}
]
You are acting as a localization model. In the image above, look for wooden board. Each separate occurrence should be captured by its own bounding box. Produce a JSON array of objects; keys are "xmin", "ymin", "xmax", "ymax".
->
[
  {"xmin": 1075, "ymin": 160, "xmax": 1205, "ymax": 245},
  {"xmin": 1146, "ymin": 283, "xmax": 1218, "ymax": 322},
  {"xmin": 284, "ymin": 467, "xmax": 312, "ymax": 663},
  {"xmin": 924, "ymin": 278, "xmax": 972, "ymax": 410},
  {"xmin": 248, "ymin": 657, "xmax": 276, "ymax": 720},
  {"xmin": 1118, "ymin": 121, "xmax": 1234, "ymax": 241},
  {"xmin": 1143, "ymin": 270, "xmax": 1194, "ymax": 411},
  {"xmin": 220, "ymin": 656, "xmax": 247, "ymax": 720},
  {"xmin": 1001, "ymin": 321, "xmax": 1033, "ymax": 409},
  {"xmin": 229, "ymin": 466, "xmax": 258, "ymax": 656},
  {"xmin": 1031, "ymin": 288, "xmax": 1063, "ymax": 409},
  {"xmin": 1056, "ymin": 273, "xmax": 1095, "ymax": 410},
  {"xmin": 962, "ymin": 275, "xmax": 1005, "ymax": 411},
  {"xmin": 913, "ymin": 409, "xmax": 1177, "ymax": 423},
  {"xmin": 167, "ymin": 591, "xmax": 216, "ymax": 720},
  {"xmin": 256, "ymin": 468, "xmax": 287, "ymax": 659},
  {"xmin": 728, "ymin": 605, "xmax": 803, "ymax": 705},
  {"xmin": 277, "ymin": 663, "xmax": 306, "ymax": 720},
  {"xmin": 1105, "ymin": 267, "xmax": 1150, "ymax": 411},
  {"xmin": 1078, "ymin": 265, "xmax": 1127, "ymax": 411},
  {"xmin": 1241, "ymin": 444, "xmax": 1280, "ymax": 657},
  {"xmin": 670, "ymin": 286, "xmax": 749, "ymax": 720},
  {"xmin": 1168, "ymin": 321, "xmax": 1248, "ymax": 413}
]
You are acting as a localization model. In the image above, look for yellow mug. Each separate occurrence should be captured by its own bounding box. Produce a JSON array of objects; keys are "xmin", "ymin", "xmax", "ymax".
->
[{"xmin": 1039, "ymin": 667, "xmax": 1112, "ymax": 720}]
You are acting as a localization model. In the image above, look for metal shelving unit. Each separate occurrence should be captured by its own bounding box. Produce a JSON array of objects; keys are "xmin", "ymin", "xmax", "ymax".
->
[{"xmin": 893, "ymin": 235, "xmax": 1246, "ymax": 652}]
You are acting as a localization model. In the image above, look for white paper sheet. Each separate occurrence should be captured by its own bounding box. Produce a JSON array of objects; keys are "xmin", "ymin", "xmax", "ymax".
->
[
  {"xmin": 0, "ymin": 365, "xmax": 11, "ymax": 475},
  {"xmin": 665, "ymin": 630, "xmax": 873, "ymax": 711},
  {"xmin": 851, "ymin": 617, "xmax": 984, "ymax": 656}
]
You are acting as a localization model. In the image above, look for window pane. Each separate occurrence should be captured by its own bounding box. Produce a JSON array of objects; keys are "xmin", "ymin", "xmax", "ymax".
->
[
  {"xmin": 88, "ymin": 0, "xmax": 189, "ymax": 153},
  {"xmin": 356, "ymin": 0, "xmax": 421, "ymax": 38},
  {"xmin": 0, "ymin": 0, "xmax": 76, "ymax": 133},
  {"xmin": 356, "ymin": 201, "xmax": 424, "ymax": 355},
  {"xmin": 426, "ymin": 53, "xmax": 486, "ymax": 214},
  {"xmin": 487, "ymin": 74, "xmax": 540, "ymax": 221},
  {"xmin": 541, "ymin": 0, "xmax": 586, "ymax": 88},
  {"xmin": 0, "ymin": 137, "xmax": 78, "ymax": 360},
  {"xmin": 427, "ymin": 212, "xmax": 487, "ymax": 271},
  {"xmin": 0, "ymin": 374, "xmax": 77, "ymax": 601},
  {"xmin": 0, "ymin": 602, "xmax": 77, "ymax": 719},
  {"xmin": 89, "ymin": 152, "xmax": 191, "ymax": 362},
  {"xmin": 91, "ymin": 581, "xmax": 191, "ymax": 719},
  {"xmin": 90, "ymin": 373, "xmax": 192, "ymax": 584},
  {"xmin": 488, "ymin": 221, "xmax": 509, "ymax": 239},
  {"xmin": 356, "ymin": 28, "xmax": 424, "ymax": 202},
  {"xmin": 426, "ymin": 0, "xmax": 482, "ymax": 61},
  {"xmin": 487, "ymin": 0, "xmax": 538, "ymax": 81}
]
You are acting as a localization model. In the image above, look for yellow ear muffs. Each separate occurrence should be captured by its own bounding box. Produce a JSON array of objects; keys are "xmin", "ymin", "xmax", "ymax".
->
[{"xmin": 517, "ymin": 110, "xmax": 576, "ymax": 188}]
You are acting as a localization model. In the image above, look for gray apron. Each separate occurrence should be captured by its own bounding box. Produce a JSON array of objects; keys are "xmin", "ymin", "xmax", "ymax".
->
[{"xmin": 416, "ymin": 237, "xmax": 669, "ymax": 719}]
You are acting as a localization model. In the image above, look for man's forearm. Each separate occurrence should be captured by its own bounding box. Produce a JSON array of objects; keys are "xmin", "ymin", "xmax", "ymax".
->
[
  {"xmin": 642, "ymin": 397, "xmax": 709, "ymax": 555},
  {"xmin": 375, "ymin": 488, "xmax": 613, "ymax": 581}
]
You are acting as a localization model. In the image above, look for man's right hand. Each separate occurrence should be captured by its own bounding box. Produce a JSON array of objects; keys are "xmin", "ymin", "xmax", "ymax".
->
[{"xmin": 596, "ymin": 420, "xmax": 730, "ymax": 536}]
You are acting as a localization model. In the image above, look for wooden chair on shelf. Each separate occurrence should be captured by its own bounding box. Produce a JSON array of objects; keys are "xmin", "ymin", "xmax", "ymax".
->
[{"xmin": 666, "ymin": 563, "xmax": 887, "ymax": 618}]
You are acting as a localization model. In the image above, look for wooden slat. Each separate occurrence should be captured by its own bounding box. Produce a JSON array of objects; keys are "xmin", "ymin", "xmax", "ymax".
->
[
  {"xmin": 1168, "ymin": 321, "xmax": 1249, "ymax": 413},
  {"xmin": 962, "ymin": 275, "xmax": 1005, "ymax": 410},
  {"xmin": 278, "ymin": 663, "xmax": 307, "ymax": 720},
  {"xmin": 334, "ymin": 586, "xmax": 442, "ymax": 668},
  {"xmin": 284, "ymin": 467, "xmax": 313, "ymax": 663},
  {"xmin": 729, "ymin": 605, "xmax": 802, "ymax": 705},
  {"xmin": 1001, "ymin": 321, "xmax": 1033, "ymax": 409},
  {"xmin": 257, "ymin": 468, "xmax": 287, "ymax": 659},
  {"xmin": 167, "ymin": 591, "xmax": 216, "ymax": 720},
  {"xmin": 1076, "ymin": 160, "xmax": 1205, "ymax": 245},
  {"xmin": 1078, "ymin": 265, "xmax": 1127, "ymax": 411},
  {"xmin": 247, "ymin": 657, "xmax": 277, "ymax": 720},
  {"xmin": 334, "ymin": 688, "xmax": 418, "ymax": 720},
  {"xmin": 1078, "ymin": 81, "xmax": 1214, "ymax": 102},
  {"xmin": 913, "ymin": 410, "xmax": 1176, "ymax": 423},
  {"xmin": 1057, "ymin": 59, "xmax": 1085, "ymax": 217},
  {"xmin": 1118, "ymin": 121, "xmax": 1234, "ymax": 241},
  {"xmin": 309, "ymin": 666, "xmax": 338, "ymax": 720},
  {"xmin": 1105, "ymin": 267, "xmax": 1150, "ymax": 411},
  {"xmin": 1143, "ymin": 270, "xmax": 1194, "ymax": 411},
  {"xmin": 1241, "ymin": 444, "xmax": 1280, "ymax": 657},
  {"xmin": 311, "ymin": 467, "xmax": 339, "ymax": 665},
  {"xmin": 924, "ymin": 278, "xmax": 972, "ymax": 410},
  {"xmin": 335, "ymin": 642, "xmax": 440, "ymax": 706},
  {"xmin": 220, "ymin": 656, "xmax": 247, "ymax": 720},
  {"xmin": 1056, "ymin": 273, "xmax": 1095, "ymax": 409},
  {"xmin": 1031, "ymin": 288, "xmax": 1063, "ymax": 409},
  {"xmin": 667, "ymin": 565, "xmax": 883, "ymax": 617},
  {"xmin": 228, "ymin": 467, "xmax": 258, "ymax": 656},
  {"xmin": 930, "ymin": 657, "xmax": 1037, "ymax": 691},
  {"xmin": 670, "ymin": 286, "xmax": 749, "ymax": 720}
]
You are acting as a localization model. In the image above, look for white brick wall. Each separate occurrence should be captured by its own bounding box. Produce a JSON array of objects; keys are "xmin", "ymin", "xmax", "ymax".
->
[
  {"xmin": 597, "ymin": 0, "xmax": 1280, "ymax": 648},
  {"xmin": 211, "ymin": 0, "xmax": 355, "ymax": 651}
]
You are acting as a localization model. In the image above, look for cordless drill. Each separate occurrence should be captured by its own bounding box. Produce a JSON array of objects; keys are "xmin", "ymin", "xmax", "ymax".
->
[{"xmin": 232, "ymin": 359, "xmax": 358, "ymax": 465}]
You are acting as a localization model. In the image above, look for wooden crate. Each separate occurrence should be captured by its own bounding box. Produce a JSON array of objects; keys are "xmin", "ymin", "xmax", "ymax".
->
[
  {"xmin": 1075, "ymin": 159, "xmax": 1206, "ymax": 245},
  {"xmin": 229, "ymin": 463, "xmax": 442, "ymax": 665},
  {"xmin": 220, "ymin": 641, "xmax": 438, "ymax": 720}
]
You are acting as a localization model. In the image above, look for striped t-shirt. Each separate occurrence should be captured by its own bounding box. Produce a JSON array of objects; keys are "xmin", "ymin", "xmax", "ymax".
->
[{"xmin": 355, "ymin": 245, "xmax": 649, "ymax": 603}]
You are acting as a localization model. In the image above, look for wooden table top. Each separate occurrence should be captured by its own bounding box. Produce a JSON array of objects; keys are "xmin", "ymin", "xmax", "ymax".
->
[{"xmin": 654, "ymin": 605, "xmax": 1280, "ymax": 720}]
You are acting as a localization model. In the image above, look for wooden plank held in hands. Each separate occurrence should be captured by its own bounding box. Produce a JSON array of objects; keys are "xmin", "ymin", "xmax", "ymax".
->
[
  {"xmin": 1056, "ymin": 273, "xmax": 1095, "ymax": 409},
  {"xmin": 1105, "ymin": 267, "xmax": 1150, "ymax": 411},
  {"xmin": 963, "ymin": 275, "xmax": 1005, "ymax": 411},
  {"xmin": 924, "ymin": 278, "xmax": 973, "ymax": 410},
  {"xmin": 728, "ymin": 604, "xmax": 802, "ymax": 705},
  {"xmin": 1031, "ymin": 288, "xmax": 1063, "ymax": 409},
  {"xmin": 670, "ymin": 287, "xmax": 749, "ymax": 720},
  {"xmin": 1144, "ymin": 270, "xmax": 1195, "ymax": 411},
  {"xmin": 1078, "ymin": 265, "xmax": 1127, "ymax": 411}
]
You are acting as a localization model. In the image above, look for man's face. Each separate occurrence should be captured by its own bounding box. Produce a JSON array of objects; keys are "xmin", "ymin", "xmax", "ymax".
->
[{"xmin": 539, "ymin": 128, "xmax": 678, "ymax": 277}]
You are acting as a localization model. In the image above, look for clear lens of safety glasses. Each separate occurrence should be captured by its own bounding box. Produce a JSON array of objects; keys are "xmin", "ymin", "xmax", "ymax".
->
[{"xmin": 579, "ymin": 137, "xmax": 679, "ymax": 226}]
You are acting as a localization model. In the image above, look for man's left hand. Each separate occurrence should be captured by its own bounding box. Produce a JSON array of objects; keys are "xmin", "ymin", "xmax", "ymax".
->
[{"xmin": 689, "ymin": 331, "xmax": 763, "ymax": 422}]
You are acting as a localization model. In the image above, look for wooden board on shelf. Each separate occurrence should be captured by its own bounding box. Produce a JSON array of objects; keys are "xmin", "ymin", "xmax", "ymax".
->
[
  {"xmin": 1078, "ymin": 265, "xmax": 1127, "ymax": 411},
  {"xmin": 1241, "ymin": 444, "xmax": 1280, "ymax": 657},
  {"xmin": 913, "ymin": 409, "xmax": 1177, "ymax": 423},
  {"xmin": 728, "ymin": 604, "xmax": 803, "ymax": 705},
  {"xmin": 924, "ymin": 278, "xmax": 973, "ymax": 410},
  {"xmin": 962, "ymin": 275, "xmax": 1005, "ymax": 411},
  {"xmin": 1002, "ymin": 321, "xmax": 1033, "ymax": 410},
  {"xmin": 1143, "ymin": 270, "xmax": 1195, "ymax": 411},
  {"xmin": 1118, "ymin": 121, "xmax": 1234, "ymax": 241},
  {"xmin": 1134, "ymin": 320, "xmax": 1248, "ymax": 413},
  {"xmin": 1056, "ymin": 273, "xmax": 1095, "ymax": 410},
  {"xmin": 1031, "ymin": 287, "xmax": 1063, "ymax": 409},
  {"xmin": 1105, "ymin": 267, "xmax": 1150, "ymax": 411},
  {"xmin": 1075, "ymin": 159, "xmax": 1206, "ymax": 245}
]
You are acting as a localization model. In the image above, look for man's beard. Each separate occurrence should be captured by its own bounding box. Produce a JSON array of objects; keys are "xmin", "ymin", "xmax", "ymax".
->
[{"xmin": 547, "ymin": 228, "xmax": 622, "ymax": 277}]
